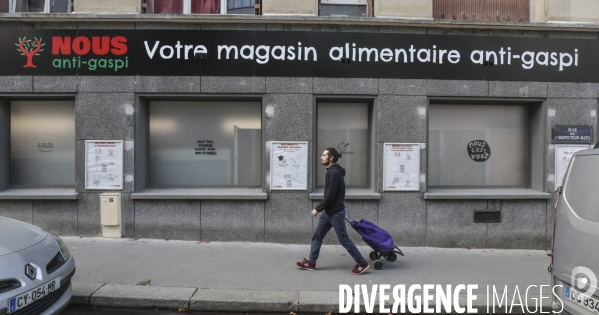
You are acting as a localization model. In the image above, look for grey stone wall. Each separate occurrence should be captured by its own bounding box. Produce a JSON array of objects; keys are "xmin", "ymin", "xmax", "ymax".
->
[{"xmin": 1, "ymin": 21, "xmax": 598, "ymax": 250}]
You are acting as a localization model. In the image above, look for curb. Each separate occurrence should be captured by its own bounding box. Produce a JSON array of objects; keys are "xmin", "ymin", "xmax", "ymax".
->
[
  {"xmin": 90, "ymin": 283, "xmax": 197, "ymax": 310},
  {"xmin": 71, "ymin": 282, "xmax": 554, "ymax": 314},
  {"xmin": 71, "ymin": 282, "xmax": 105, "ymax": 306},
  {"xmin": 190, "ymin": 289, "xmax": 298, "ymax": 312}
]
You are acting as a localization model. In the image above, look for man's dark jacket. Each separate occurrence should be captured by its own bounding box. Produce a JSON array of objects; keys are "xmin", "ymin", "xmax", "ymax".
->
[{"xmin": 315, "ymin": 163, "xmax": 346, "ymax": 215}]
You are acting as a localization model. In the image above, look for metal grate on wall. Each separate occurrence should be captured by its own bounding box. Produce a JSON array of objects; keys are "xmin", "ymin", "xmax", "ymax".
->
[
  {"xmin": 473, "ymin": 211, "xmax": 502, "ymax": 223},
  {"xmin": 433, "ymin": 0, "xmax": 530, "ymax": 22}
]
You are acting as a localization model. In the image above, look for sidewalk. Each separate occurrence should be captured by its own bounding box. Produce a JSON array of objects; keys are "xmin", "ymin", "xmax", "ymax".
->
[{"xmin": 64, "ymin": 237, "xmax": 554, "ymax": 313}]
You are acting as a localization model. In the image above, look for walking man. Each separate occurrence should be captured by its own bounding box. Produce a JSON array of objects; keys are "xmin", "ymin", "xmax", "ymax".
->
[{"xmin": 296, "ymin": 148, "xmax": 369, "ymax": 275}]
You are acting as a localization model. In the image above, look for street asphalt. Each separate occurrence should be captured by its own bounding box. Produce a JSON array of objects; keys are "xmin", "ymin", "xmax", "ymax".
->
[{"xmin": 63, "ymin": 236, "xmax": 554, "ymax": 314}]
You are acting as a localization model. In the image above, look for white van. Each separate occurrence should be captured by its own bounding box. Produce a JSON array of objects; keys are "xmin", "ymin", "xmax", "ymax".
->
[{"xmin": 550, "ymin": 148, "xmax": 599, "ymax": 315}]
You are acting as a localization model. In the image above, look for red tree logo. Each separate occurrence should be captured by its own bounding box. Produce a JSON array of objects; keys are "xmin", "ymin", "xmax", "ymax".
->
[{"xmin": 16, "ymin": 36, "xmax": 45, "ymax": 68}]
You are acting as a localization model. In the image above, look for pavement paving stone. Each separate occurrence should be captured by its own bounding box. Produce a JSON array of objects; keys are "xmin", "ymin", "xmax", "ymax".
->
[
  {"xmin": 89, "ymin": 283, "xmax": 197, "ymax": 310},
  {"xmin": 189, "ymin": 289, "xmax": 299, "ymax": 312}
]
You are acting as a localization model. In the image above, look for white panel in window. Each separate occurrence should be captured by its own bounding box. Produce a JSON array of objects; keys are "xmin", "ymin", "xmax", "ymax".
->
[
  {"xmin": 10, "ymin": 101, "xmax": 75, "ymax": 186},
  {"xmin": 317, "ymin": 103, "xmax": 369, "ymax": 187},
  {"xmin": 149, "ymin": 101, "xmax": 261, "ymax": 187},
  {"xmin": 429, "ymin": 104, "xmax": 530, "ymax": 187}
]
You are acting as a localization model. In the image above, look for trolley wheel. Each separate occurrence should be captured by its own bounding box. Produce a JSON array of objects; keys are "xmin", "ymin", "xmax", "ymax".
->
[
  {"xmin": 385, "ymin": 252, "xmax": 397, "ymax": 262},
  {"xmin": 369, "ymin": 251, "xmax": 377, "ymax": 261},
  {"xmin": 374, "ymin": 260, "xmax": 384, "ymax": 270},
  {"xmin": 370, "ymin": 251, "xmax": 382, "ymax": 260}
]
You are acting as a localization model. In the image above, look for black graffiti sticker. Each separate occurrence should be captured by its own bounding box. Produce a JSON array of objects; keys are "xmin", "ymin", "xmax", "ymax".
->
[{"xmin": 467, "ymin": 140, "xmax": 491, "ymax": 162}]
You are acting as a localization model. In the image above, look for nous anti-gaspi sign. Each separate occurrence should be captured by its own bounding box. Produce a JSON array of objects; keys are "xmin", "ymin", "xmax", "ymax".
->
[{"xmin": 1, "ymin": 29, "xmax": 598, "ymax": 82}]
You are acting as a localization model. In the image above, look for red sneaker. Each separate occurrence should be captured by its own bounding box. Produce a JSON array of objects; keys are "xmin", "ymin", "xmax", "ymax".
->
[
  {"xmin": 351, "ymin": 263, "xmax": 369, "ymax": 275},
  {"xmin": 296, "ymin": 258, "xmax": 316, "ymax": 270}
]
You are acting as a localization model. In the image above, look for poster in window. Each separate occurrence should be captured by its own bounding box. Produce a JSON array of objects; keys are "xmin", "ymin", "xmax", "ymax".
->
[
  {"xmin": 85, "ymin": 140, "xmax": 124, "ymax": 190},
  {"xmin": 383, "ymin": 143, "xmax": 420, "ymax": 191},
  {"xmin": 270, "ymin": 141, "xmax": 308, "ymax": 190},
  {"xmin": 554, "ymin": 144, "xmax": 592, "ymax": 191}
]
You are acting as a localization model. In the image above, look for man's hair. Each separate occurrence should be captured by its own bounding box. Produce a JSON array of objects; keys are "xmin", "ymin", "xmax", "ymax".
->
[{"xmin": 325, "ymin": 147, "xmax": 341, "ymax": 163}]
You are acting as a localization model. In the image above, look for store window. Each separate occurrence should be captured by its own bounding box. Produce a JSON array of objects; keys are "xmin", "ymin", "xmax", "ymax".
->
[
  {"xmin": 148, "ymin": 101, "xmax": 262, "ymax": 187},
  {"xmin": 320, "ymin": 0, "xmax": 367, "ymax": 17},
  {"xmin": 317, "ymin": 102, "xmax": 370, "ymax": 187},
  {"xmin": 428, "ymin": 104, "xmax": 531, "ymax": 187},
  {"xmin": 9, "ymin": 101, "xmax": 75, "ymax": 187},
  {"xmin": 10, "ymin": 0, "xmax": 71, "ymax": 13},
  {"xmin": 153, "ymin": 0, "xmax": 254, "ymax": 14}
]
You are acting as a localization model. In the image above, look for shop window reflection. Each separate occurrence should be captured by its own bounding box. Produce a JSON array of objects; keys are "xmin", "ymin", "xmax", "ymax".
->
[
  {"xmin": 317, "ymin": 102, "xmax": 369, "ymax": 188},
  {"xmin": 9, "ymin": 101, "xmax": 75, "ymax": 187},
  {"xmin": 148, "ymin": 101, "xmax": 261, "ymax": 187},
  {"xmin": 428, "ymin": 104, "xmax": 530, "ymax": 187}
]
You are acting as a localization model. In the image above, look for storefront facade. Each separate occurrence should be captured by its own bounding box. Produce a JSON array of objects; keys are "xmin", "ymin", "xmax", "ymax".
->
[{"xmin": 0, "ymin": 18, "xmax": 597, "ymax": 250}]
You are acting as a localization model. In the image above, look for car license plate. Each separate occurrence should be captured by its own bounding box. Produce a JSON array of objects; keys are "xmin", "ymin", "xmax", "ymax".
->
[
  {"xmin": 565, "ymin": 286, "xmax": 599, "ymax": 314},
  {"xmin": 7, "ymin": 277, "xmax": 60, "ymax": 314}
]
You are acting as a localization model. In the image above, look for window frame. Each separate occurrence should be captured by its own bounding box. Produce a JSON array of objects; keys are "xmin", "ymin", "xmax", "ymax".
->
[
  {"xmin": 151, "ymin": 0, "xmax": 253, "ymax": 14},
  {"xmin": 321, "ymin": 0, "xmax": 366, "ymax": 5},
  {"xmin": 184, "ymin": 0, "xmax": 227, "ymax": 15},
  {"xmin": 0, "ymin": 95, "xmax": 77, "ymax": 190},
  {"xmin": 428, "ymin": 103, "xmax": 532, "ymax": 188},
  {"xmin": 312, "ymin": 95, "xmax": 378, "ymax": 192},
  {"xmin": 426, "ymin": 97, "xmax": 547, "ymax": 192},
  {"xmin": 226, "ymin": 0, "xmax": 255, "ymax": 14},
  {"xmin": 136, "ymin": 95, "xmax": 266, "ymax": 191},
  {"xmin": 9, "ymin": 0, "xmax": 72, "ymax": 13},
  {"xmin": 319, "ymin": 0, "xmax": 370, "ymax": 17}
]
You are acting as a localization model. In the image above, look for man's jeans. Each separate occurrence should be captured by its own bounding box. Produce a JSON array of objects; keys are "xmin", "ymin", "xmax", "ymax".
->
[{"xmin": 308, "ymin": 210, "xmax": 367, "ymax": 266}]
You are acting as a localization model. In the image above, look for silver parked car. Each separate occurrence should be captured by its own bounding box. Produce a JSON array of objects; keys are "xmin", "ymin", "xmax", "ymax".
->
[
  {"xmin": 0, "ymin": 216, "xmax": 75, "ymax": 315},
  {"xmin": 551, "ymin": 148, "xmax": 599, "ymax": 315}
]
